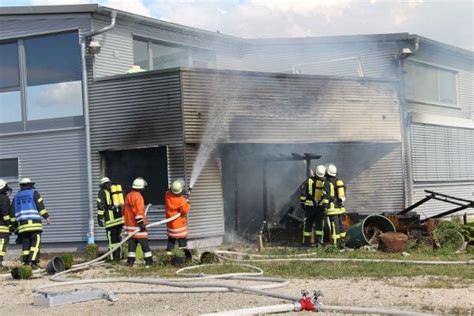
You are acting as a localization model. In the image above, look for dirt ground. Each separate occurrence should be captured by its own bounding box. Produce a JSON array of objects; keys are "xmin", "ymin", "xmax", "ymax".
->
[{"xmin": 1, "ymin": 263, "xmax": 473, "ymax": 316}]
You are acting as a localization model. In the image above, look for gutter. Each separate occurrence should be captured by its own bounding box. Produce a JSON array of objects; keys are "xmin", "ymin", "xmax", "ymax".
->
[
  {"xmin": 80, "ymin": 10, "xmax": 117, "ymax": 244},
  {"xmin": 397, "ymin": 36, "xmax": 419, "ymax": 207}
]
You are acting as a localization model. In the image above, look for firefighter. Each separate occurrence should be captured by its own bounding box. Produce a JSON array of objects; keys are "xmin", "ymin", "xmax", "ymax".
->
[
  {"xmin": 320, "ymin": 164, "xmax": 346, "ymax": 247},
  {"xmin": 300, "ymin": 165, "xmax": 326, "ymax": 247},
  {"xmin": 97, "ymin": 177, "xmax": 124, "ymax": 262},
  {"xmin": 313, "ymin": 165, "xmax": 327, "ymax": 246},
  {"xmin": 0, "ymin": 179, "xmax": 13, "ymax": 267},
  {"xmin": 123, "ymin": 177, "xmax": 153, "ymax": 266},
  {"xmin": 12, "ymin": 178, "xmax": 51, "ymax": 268},
  {"xmin": 165, "ymin": 180, "xmax": 190, "ymax": 256}
]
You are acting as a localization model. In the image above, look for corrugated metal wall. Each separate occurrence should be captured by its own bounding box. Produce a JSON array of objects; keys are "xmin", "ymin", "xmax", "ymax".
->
[
  {"xmin": 0, "ymin": 13, "xmax": 91, "ymax": 243},
  {"xmin": 411, "ymin": 124, "xmax": 474, "ymax": 181},
  {"xmin": 0, "ymin": 13, "xmax": 91, "ymax": 40},
  {"xmin": 92, "ymin": 14, "xmax": 244, "ymax": 78},
  {"xmin": 240, "ymin": 41, "xmax": 399, "ymax": 77},
  {"xmin": 88, "ymin": 70, "xmax": 185, "ymax": 240},
  {"xmin": 184, "ymin": 145, "xmax": 225, "ymax": 239},
  {"xmin": 181, "ymin": 69, "xmax": 402, "ymax": 144},
  {"xmin": 0, "ymin": 129, "xmax": 88, "ymax": 242},
  {"xmin": 181, "ymin": 69, "xmax": 404, "ymax": 232}
]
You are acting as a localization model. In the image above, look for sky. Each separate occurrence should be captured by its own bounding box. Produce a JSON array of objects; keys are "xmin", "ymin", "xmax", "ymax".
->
[{"xmin": 1, "ymin": 0, "xmax": 473, "ymax": 51}]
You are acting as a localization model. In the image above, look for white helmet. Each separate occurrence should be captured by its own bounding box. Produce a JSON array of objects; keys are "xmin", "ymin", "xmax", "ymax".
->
[
  {"xmin": 315, "ymin": 165, "xmax": 326, "ymax": 178},
  {"xmin": 171, "ymin": 180, "xmax": 184, "ymax": 195},
  {"xmin": 100, "ymin": 177, "xmax": 111, "ymax": 185},
  {"xmin": 132, "ymin": 177, "xmax": 147, "ymax": 189},
  {"xmin": 0, "ymin": 179, "xmax": 6, "ymax": 190},
  {"xmin": 20, "ymin": 177, "xmax": 34, "ymax": 185},
  {"xmin": 327, "ymin": 163, "xmax": 337, "ymax": 177}
]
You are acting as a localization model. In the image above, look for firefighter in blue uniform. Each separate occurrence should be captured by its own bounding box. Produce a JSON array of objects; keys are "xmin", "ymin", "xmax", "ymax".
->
[{"xmin": 12, "ymin": 178, "xmax": 51, "ymax": 268}]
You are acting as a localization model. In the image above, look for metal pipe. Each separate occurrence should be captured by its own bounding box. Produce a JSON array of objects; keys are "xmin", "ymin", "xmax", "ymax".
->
[{"xmin": 80, "ymin": 11, "xmax": 117, "ymax": 244}]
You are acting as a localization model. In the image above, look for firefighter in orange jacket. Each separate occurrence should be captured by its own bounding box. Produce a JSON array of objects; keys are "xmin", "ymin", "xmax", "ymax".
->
[
  {"xmin": 123, "ymin": 177, "xmax": 153, "ymax": 266},
  {"xmin": 165, "ymin": 180, "xmax": 190, "ymax": 255}
]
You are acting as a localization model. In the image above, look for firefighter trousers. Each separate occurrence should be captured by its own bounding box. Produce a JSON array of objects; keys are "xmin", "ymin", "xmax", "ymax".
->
[
  {"xmin": 166, "ymin": 237, "xmax": 187, "ymax": 255},
  {"xmin": 20, "ymin": 231, "xmax": 41, "ymax": 265},
  {"xmin": 0, "ymin": 235, "xmax": 9, "ymax": 264},
  {"xmin": 127, "ymin": 238, "xmax": 153, "ymax": 265},
  {"xmin": 106, "ymin": 225, "xmax": 122, "ymax": 262},
  {"xmin": 326, "ymin": 214, "xmax": 346, "ymax": 246},
  {"xmin": 303, "ymin": 206, "xmax": 325, "ymax": 245}
]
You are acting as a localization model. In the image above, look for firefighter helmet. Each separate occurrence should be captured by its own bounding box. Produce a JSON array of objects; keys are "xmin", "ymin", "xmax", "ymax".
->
[
  {"xmin": 132, "ymin": 177, "xmax": 147, "ymax": 189},
  {"xmin": 0, "ymin": 179, "xmax": 6, "ymax": 190},
  {"xmin": 171, "ymin": 180, "xmax": 184, "ymax": 195},
  {"xmin": 100, "ymin": 177, "xmax": 111, "ymax": 185},
  {"xmin": 315, "ymin": 165, "xmax": 326, "ymax": 178},
  {"xmin": 20, "ymin": 177, "xmax": 34, "ymax": 185},
  {"xmin": 327, "ymin": 164, "xmax": 337, "ymax": 177}
]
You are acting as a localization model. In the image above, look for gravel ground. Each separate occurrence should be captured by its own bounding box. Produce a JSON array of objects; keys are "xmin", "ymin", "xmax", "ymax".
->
[{"xmin": 1, "ymin": 263, "xmax": 473, "ymax": 315}]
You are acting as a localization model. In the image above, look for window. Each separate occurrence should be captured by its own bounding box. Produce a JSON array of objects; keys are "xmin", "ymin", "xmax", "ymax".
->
[
  {"xmin": 0, "ymin": 42, "xmax": 22, "ymax": 127},
  {"xmin": 0, "ymin": 158, "xmax": 18, "ymax": 179},
  {"xmin": 133, "ymin": 38, "xmax": 150, "ymax": 71},
  {"xmin": 405, "ymin": 61, "xmax": 458, "ymax": 107},
  {"xmin": 24, "ymin": 32, "xmax": 83, "ymax": 122},
  {"xmin": 102, "ymin": 147, "xmax": 169, "ymax": 205},
  {"xmin": 132, "ymin": 37, "xmax": 215, "ymax": 72},
  {"xmin": 0, "ymin": 31, "xmax": 83, "ymax": 133}
]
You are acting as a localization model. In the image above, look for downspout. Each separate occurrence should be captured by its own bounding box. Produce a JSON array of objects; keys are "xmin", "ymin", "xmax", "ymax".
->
[
  {"xmin": 398, "ymin": 36, "xmax": 420, "ymax": 207},
  {"xmin": 80, "ymin": 10, "xmax": 117, "ymax": 244}
]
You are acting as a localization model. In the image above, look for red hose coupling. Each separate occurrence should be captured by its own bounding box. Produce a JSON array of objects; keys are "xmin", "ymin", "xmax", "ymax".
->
[{"xmin": 298, "ymin": 296, "xmax": 315, "ymax": 311}]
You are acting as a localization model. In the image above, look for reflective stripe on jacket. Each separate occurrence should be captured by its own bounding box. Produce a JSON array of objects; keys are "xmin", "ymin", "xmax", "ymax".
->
[
  {"xmin": 165, "ymin": 191, "xmax": 190, "ymax": 239},
  {"xmin": 0, "ymin": 193, "xmax": 12, "ymax": 235},
  {"xmin": 123, "ymin": 190, "xmax": 148, "ymax": 239},
  {"xmin": 320, "ymin": 177, "xmax": 346, "ymax": 215},
  {"xmin": 13, "ymin": 188, "xmax": 48, "ymax": 233},
  {"xmin": 97, "ymin": 187, "xmax": 124, "ymax": 228}
]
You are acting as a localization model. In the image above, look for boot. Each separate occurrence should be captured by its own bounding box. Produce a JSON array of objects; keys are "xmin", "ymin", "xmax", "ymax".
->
[
  {"xmin": 144, "ymin": 257, "xmax": 153, "ymax": 266},
  {"xmin": 127, "ymin": 257, "xmax": 135, "ymax": 267}
]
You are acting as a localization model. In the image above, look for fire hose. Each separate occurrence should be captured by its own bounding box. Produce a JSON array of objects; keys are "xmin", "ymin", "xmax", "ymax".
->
[{"xmin": 0, "ymin": 215, "xmax": 431, "ymax": 315}]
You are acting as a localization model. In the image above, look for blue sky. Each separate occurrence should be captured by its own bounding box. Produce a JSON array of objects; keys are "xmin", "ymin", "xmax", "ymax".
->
[{"xmin": 1, "ymin": 0, "xmax": 472, "ymax": 50}]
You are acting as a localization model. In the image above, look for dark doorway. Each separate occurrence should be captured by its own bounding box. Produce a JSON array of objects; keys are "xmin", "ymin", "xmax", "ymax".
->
[{"xmin": 102, "ymin": 147, "xmax": 169, "ymax": 205}]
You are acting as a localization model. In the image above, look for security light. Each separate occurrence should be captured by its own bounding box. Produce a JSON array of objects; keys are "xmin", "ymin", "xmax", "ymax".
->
[
  {"xmin": 398, "ymin": 47, "xmax": 413, "ymax": 58},
  {"xmin": 88, "ymin": 40, "xmax": 101, "ymax": 55}
]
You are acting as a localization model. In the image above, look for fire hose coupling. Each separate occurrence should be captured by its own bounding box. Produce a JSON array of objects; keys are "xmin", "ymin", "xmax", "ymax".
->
[{"xmin": 294, "ymin": 290, "xmax": 323, "ymax": 312}]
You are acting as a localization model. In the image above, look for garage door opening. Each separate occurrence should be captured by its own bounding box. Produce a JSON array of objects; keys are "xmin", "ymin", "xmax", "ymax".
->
[{"xmin": 101, "ymin": 147, "xmax": 169, "ymax": 205}]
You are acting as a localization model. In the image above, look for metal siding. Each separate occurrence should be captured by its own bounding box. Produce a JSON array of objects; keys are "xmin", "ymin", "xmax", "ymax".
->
[
  {"xmin": 0, "ymin": 129, "xmax": 88, "ymax": 243},
  {"xmin": 411, "ymin": 124, "xmax": 474, "ymax": 182},
  {"xmin": 88, "ymin": 71, "xmax": 185, "ymax": 241},
  {"xmin": 181, "ymin": 69, "xmax": 402, "ymax": 144},
  {"xmin": 185, "ymin": 146, "xmax": 225, "ymax": 239},
  {"xmin": 413, "ymin": 183, "xmax": 474, "ymax": 218},
  {"xmin": 92, "ymin": 14, "xmax": 243, "ymax": 78},
  {"xmin": 0, "ymin": 14, "xmax": 91, "ymax": 39},
  {"xmin": 405, "ymin": 44, "xmax": 474, "ymax": 119},
  {"xmin": 240, "ymin": 41, "xmax": 399, "ymax": 77}
]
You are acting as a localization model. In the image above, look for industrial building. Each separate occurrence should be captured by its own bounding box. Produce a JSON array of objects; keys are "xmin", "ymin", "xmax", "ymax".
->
[{"xmin": 0, "ymin": 4, "xmax": 473, "ymax": 247}]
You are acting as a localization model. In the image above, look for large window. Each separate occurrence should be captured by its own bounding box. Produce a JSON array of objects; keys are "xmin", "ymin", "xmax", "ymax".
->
[
  {"xmin": 405, "ymin": 61, "xmax": 458, "ymax": 107},
  {"xmin": 102, "ymin": 147, "xmax": 169, "ymax": 205},
  {"xmin": 0, "ymin": 31, "xmax": 83, "ymax": 133},
  {"xmin": 133, "ymin": 37, "xmax": 215, "ymax": 72},
  {"xmin": 0, "ymin": 42, "xmax": 22, "ymax": 128}
]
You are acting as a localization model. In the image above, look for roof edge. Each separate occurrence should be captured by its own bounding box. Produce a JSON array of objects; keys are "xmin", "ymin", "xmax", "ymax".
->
[{"xmin": 0, "ymin": 4, "xmax": 98, "ymax": 15}]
